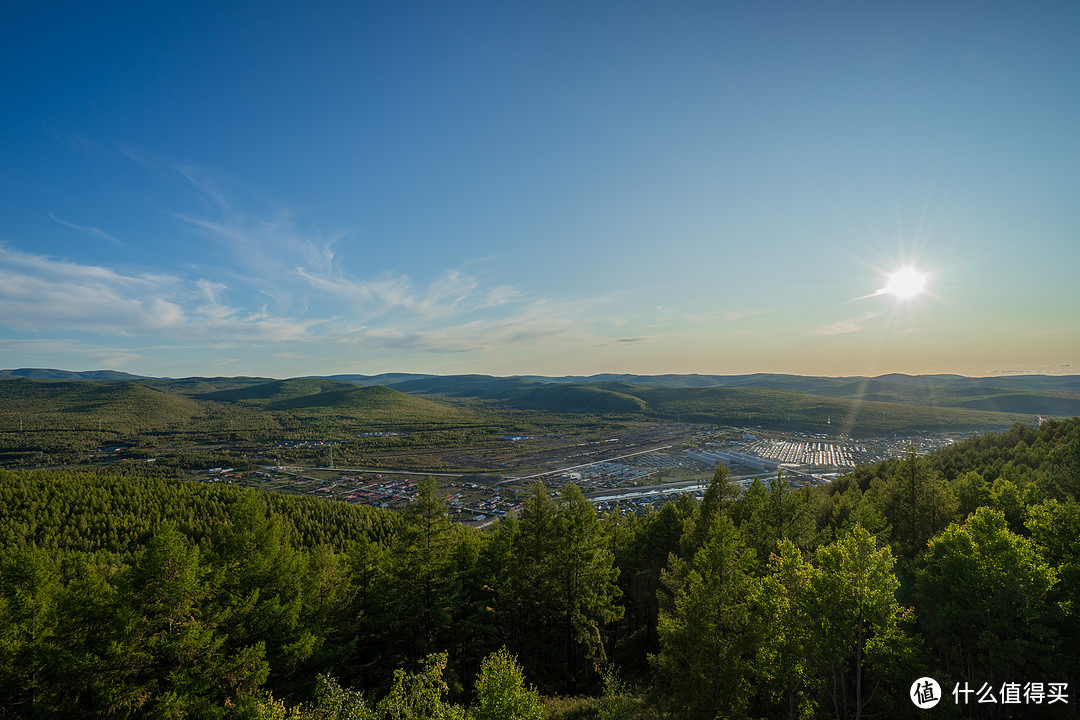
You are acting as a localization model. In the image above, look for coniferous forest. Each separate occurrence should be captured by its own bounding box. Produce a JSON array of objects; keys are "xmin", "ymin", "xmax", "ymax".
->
[{"xmin": 2, "ymin": 419, "xmax": 1080, "ymax": 719}]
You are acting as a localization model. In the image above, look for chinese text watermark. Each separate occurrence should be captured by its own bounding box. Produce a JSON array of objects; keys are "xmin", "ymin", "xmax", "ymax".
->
[{"xmin": 911, "ymin": 679, "xmax": 1068, "ymax": 709}]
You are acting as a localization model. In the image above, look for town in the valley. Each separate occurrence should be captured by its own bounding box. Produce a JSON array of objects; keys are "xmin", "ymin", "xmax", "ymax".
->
[{"xmin": 205, "ymin": 423, "xmax": 971, "ymax": 526}]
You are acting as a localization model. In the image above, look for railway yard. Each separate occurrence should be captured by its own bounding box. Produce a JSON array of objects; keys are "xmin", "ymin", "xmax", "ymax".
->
[{"xmin": 201, "ymin": 423, "xmax": 973, "ymax": 524}]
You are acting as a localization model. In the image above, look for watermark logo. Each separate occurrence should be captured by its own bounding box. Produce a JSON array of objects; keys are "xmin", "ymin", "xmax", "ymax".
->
[
  {"xmin": 952, "ymin": 681, "xmax": 1068, "ymax": 705},
  {"xmin": 910, "ymin": 678, "xmax": 1069, "ymax": 708},
  {"xmin": 912, "ymin": 677, "xmax": 942, "ymax": 709}
]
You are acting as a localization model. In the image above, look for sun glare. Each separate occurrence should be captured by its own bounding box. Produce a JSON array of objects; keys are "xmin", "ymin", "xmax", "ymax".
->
[{"xmin": 879, "ymin": 267, "xmax": 928, "ymax": 301}]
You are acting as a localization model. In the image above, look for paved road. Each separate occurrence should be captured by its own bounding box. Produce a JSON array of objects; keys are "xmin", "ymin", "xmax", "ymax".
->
[{"xmin": 500, "ymin": 444, "xmax": 676, "ymax": 483}]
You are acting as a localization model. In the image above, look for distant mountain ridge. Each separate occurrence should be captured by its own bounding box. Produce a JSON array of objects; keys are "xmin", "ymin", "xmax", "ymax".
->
[
  {"xmin": 6, "ymin": 367, "xmax": 1078, "ymax": 391},
  {"xmin": 0, "ymin": 368, "xmax": 152, "ymax": 381},
  {"xmin": 366, "ymin": 373, "xmax": 1080, "ymax": 432},
  {"xmin": 3, "ymin": 368, "xmax": 1077, "ymax": 431},
  {"xmin": 194, "ymin": 377, "xmax": 468, "ymax": 418}
]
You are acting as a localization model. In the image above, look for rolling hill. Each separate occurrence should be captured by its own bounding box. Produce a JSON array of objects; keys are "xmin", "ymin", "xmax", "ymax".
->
[
  {"xmin": 0, "ymin": 377, "xmax": 204, "ymax": 432},
  {"xmin": 390, "ymin": 374, "xmax": 542, "ymax": 400},
  {"xmin": 380, "ymin": 375, "xmax": 1046, "ymax": 436},
  {"xmin": 197, "ymin": 377, "xmax": 362, "ymax": 404},
  {"xmin": 627, "ymin": 384, "xmax": 1038, "ymax": 436},
  {"xmin": 3, "ymin": 370, "xmax": 1075, "ymax": 443},
  {"xmin": 0, "ymin": 368, "xmax": 151, "ymax": 381},
  {"xmin": 513, "ymin": 384, "xmax": 649, "ymax": 414},
  {"xmin": 192, "ymin": 377, "xmax": 486, "ymax": 427}
]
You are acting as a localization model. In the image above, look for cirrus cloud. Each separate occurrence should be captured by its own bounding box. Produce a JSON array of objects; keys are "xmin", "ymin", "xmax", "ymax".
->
[
  {"xmin": 0, "ymin": 244, "xmax": 312, "ymax": 342},
  {"xmin": 807, "ymin": 312, "xmax": 881, "ymax": 336}
]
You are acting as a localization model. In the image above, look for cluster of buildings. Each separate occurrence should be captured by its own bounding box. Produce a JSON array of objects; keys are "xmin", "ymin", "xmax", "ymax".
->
[
  {"xmin": 684, "ymin": 448, "xmax": 779, "ymax": 473},
  {"xmin": 746, "ymin": 439, "xmax": 860, "ymax": 467}
]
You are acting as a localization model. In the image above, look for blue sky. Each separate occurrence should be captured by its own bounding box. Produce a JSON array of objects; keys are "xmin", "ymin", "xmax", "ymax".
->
[{"xmin": 1, "ymin": 1, "xmax": 1077, "ymax": 378}]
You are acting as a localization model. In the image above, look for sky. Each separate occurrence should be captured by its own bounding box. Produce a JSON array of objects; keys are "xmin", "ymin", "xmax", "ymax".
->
[{"xmin": 1, "ymin": 1, "xmax": 1077, "ymax": 379}]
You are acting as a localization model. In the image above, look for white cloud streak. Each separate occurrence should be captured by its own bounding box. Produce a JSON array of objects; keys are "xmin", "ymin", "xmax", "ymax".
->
[
  {"xmin": 161, "ymin": 163, "xmax": 537, "ymax": 328},
  {"xmin": 336, "ymin": 295, "xmax": 611, "ymax": 355},
  {"xmin": 0, "ymin": 245, "xmax": 312, "ymax": 342},
  {"xmin": 807, "ymin": 312, "xmax": 881, "ymax": 336},
  {"xmin": 48, "ymin": 213, "xmax": 126, "ymax": 247},
  {"xmin": 4, "ymin": 157, "xmax": 619, "ymax": 366},
  {"xmin": 0, "ymin": 239, "xmax": 610, "ymax": 359}
]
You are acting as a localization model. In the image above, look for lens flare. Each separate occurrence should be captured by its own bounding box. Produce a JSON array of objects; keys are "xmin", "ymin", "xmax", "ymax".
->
[{"xmin": 878, "ymin": 268, "xmax": 927, "ymax": 300}]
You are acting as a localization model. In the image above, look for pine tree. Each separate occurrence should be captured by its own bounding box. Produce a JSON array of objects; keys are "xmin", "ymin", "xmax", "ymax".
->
[
  {"xmin": 754, "ymin": 540, "xmax": 823, "ymax": 720},
  {"xmin": 653, "ymin": 514, "xmax": 758, "ymax": 719},
  {"xmin": 682, "ymin": 464, "xmax": 738, "ymax": 556},
  {"xmin": 101, "ymin": 525, "xmax": 268, "ymax": 717},
  {"xmin": 506, "ymin": 482, "xmax": 559, "ymax": 689},
  {"xmin": 394, "ymin": 478, "xmax": 456, "ymax": 663},
  {"xmin": 506, "ymin": 481, "xmax": 621, "ymax": 693},
  {"xmin": 0, "ymin": 548, "xmax": 62, "ymax": 716},
  {"xmin": 553, "ymin": 482, "xmax": 622, "ymax": 694}
]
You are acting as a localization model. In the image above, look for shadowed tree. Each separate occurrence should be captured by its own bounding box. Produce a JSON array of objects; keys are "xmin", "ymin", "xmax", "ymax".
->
[
  {"xmin": 211, "ymin": 495, "xmax": 315, "ymax": 698},
  {"xmin": 0, "ymin": 548, "xmax": 62, "ymax": 717},
  {"xmin": 812, "ymin": 526, "xmax": 913, "ymax": 720},
  {"xmin": 553, "ymin": 482, "xmax": 622, "ymax": 694},
  {"xmin": 506, "ymin": 482, "xmax": 559, "ymax": 689},
  {"xmin": 609, "ymin": 497, "xmax": 692, "ymax": 680},
  {"xmin": 653, "ymin": 513, "xmax": 758, "ymax": 720},
  {"xmin": 737, "ymin": 472, "xmax": 816, "ymax": 563},
  {"xmin": 872, "ymin": 444, "xmax": 955, "ymax": 563},
  {"xmin": 754, "ymin": 540, "xmax": 824, "ymax": 720},
  {"xmin": 916, "ymin": 508, "xmax": 1059, "ymax": 696},
  {"xmin": 101, "ymin": 525, "xmax": 268, "ymax": 718},
  {"xmin": 506, "ymin": 481, "xmax": 621, "ymax": 694},
  {"xmin": 403, "ymin": 478, "xmax": 456, "ymax": 659}
]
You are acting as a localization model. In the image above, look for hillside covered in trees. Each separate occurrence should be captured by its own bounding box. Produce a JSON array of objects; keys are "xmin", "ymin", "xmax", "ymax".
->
[
  {"xmin": 2, "ymin": 418, "xmax": 1079, "ymax": 718},
  {"xmin": 1, "ymin": 372, "xmax": 1065, "ymax": 474}
]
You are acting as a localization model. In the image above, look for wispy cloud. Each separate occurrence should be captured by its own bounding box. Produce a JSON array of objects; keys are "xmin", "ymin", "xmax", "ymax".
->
[
  {"xmin": 0, "ymin": 244, "xmax": 312, "ymax": 342},
  {"xmin": 0, "ymin": 237, "xmax": 611, "ymax": 360},
  {"xmin": 297, "ymin": 266, "xmax": 523, "ymax": 321},
  {"xmin": 154, "ymin": 161, "xmax": 541, "ymax": 328},
  {"xmin": 118, "ymin": 154, "xmax": 341, "ymax": 291},
  {"xmin": 16, "ymin": 155, "xmax": 619, "ymax": 365},
  {"xmin": 335, "ymin": 295, "xmax": 611, "ymax": 355},
  {"xmin": 807, "ymin": 312, "xmax": 881, "ymax": 336},
  {"xmin": 49, "ymin": 213, "xmax": 126, "ymax": 247}
]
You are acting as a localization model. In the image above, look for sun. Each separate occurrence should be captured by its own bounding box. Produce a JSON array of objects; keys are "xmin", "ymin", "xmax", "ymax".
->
[{"xmin": 878, "ymin": 267, "xmax": 928, "ymax": 301}]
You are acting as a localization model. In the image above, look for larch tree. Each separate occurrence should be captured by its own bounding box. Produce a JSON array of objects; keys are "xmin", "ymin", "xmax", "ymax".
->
[
  {"xmin": 754, "ymin": 540, "xmax": 824, "ymax": 720},
  {"xmin": 812, "ymin": 525, "xmax": 913, "ymax": 720},
  {"xmin": 553, "ymin": 482, "xmax": 622, "ymax": 694},
  {"xmin": 653, "ymin": 513, "xmax": 758, "ymax": 720}
]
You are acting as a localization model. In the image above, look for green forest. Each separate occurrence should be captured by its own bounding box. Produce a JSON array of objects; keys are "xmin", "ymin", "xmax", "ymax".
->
[{"xmin": 2, "ymin": 418, "xmax": 1080, "ymax": 718}]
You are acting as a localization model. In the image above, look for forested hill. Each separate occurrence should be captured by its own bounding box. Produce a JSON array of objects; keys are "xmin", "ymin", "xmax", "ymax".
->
[
  {"xmin": 0, "ymin": 376, "xmax": 504, "ymax": 468},
  {"xmin": 0, "ymin": 377, "xmax": 204, "ymax": 430},
  {"xmin": 2, "ymin": 418, "xmax": 1079, "ymax": 718},
  {"xmin": 0, "ymin": 376, "xmax": 485, "ymax": 429},
  {"xmin": 0, "ymin": 470, "xmax": 402, "ymax": 553},
  {"xmin": 389, "ymin": 374, "xmax": 1042, "ymax": 435},
  {"xmin": 3, "ymin": 369, "xmax": 1076, "ymax": 435},
  {"xmin": 0, "ymin": 368, "xmax": 150, "ymax": 381}
]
